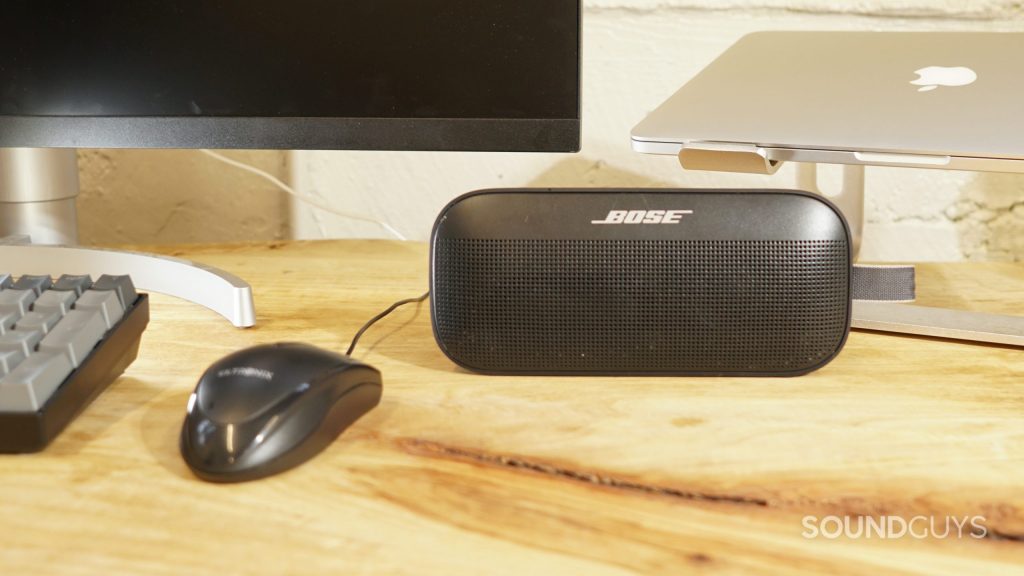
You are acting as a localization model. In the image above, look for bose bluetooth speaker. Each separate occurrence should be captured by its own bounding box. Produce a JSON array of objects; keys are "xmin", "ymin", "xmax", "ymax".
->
[{"xmin": 430, "ymin": 189, "xmax": 852, "ymax": 376}]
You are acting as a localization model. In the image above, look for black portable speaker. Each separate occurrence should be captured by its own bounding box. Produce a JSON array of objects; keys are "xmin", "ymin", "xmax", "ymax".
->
[{"xmin": 430, "ymin": 189, "xmax": 852, "ymax": 376}]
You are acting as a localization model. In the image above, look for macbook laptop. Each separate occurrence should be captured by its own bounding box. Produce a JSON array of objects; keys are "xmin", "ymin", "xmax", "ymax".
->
[{"xmin": 631, "ymin": 31, "xmax": 1024, "ymax": 174}]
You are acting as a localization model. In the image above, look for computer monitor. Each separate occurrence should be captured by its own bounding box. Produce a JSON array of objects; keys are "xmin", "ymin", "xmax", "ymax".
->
[{"xmin": 0, "ymin": 1, "xmax": 582, "ymax": 244}]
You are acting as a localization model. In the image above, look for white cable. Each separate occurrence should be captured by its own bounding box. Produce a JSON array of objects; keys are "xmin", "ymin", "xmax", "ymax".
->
[{"xmin": 198, "ymin": 149, "xmax": 407, "ymax": 241}]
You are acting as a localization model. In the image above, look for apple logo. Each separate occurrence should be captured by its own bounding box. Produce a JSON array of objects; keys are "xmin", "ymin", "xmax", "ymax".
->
[{"xmin": 910, "ymin": 66, "xmax": 977, "ymax": 92}]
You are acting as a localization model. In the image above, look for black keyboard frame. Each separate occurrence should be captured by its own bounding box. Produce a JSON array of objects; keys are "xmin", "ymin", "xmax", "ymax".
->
[{"xmin": 0, "ymin": 293, "xmax": 149, "ymax": 453}]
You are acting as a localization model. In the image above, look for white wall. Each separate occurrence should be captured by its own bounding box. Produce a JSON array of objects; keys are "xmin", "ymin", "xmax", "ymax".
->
[
  {"xmin": 79, "ymin": 149, "xmax": 290, "ymax": 245},
  {"xmin": 290, "ymin": 0, "xmax": 1024, "ymax": 262}
]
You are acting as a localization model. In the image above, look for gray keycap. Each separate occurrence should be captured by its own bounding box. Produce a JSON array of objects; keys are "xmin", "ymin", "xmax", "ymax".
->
[
  {"xmin": 32, "ymin": 289, "xmax": 77, "ymax": 317},
  {"xmin": 0, "ymin": 290, "xmax": 35, "ymax": 317},
  {"xmin": 0, "ymin": 352, "xmax": 73, "ymax": 411},
  {"xmin": 0, "ymin": 330, "xmax": 44, "ymax": 357},
  {"xmin": 93, "ymin": 275, "xmax": 138, "ymax": 310},
  {"xmin": 39, "ymin": 309, "xmax": 106, "ymax": 367},
  {"xmin": 0, "ymin": 349, "xmax": 25, "ymax": 377},
  {"xmin": 74, "ymin": 291, "xmax": 124, "ymax": 329},
  {"xmin": 52, "ymin": 274, "xmax": 93, "ymax": 296},
  {"xmin": 15, "ymin": 310, "xmax": 62, "ymax": 334},
  {"xmin": 0, "ymin": 274, "xmax": 11, "ymax": 289},
  {"xmin": 0, "ymin": 289, "xmax": 35, "ymax": 325},
  {"xmin": 0, "ymin": 308, "xmax": 21, "ymax": 334},
  {"xmin": 12, "ymin": 275, "xmax": 52, "ymax": 296}
]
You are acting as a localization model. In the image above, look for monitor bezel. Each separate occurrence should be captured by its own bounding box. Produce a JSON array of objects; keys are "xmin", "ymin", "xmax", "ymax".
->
[
  {"xmin": 0, "ymin": 116, "xmax": 580, "ymax": 152},
  {"xmin": 0, "ymin": 2, "xmax": 581, "ymax": 153}
]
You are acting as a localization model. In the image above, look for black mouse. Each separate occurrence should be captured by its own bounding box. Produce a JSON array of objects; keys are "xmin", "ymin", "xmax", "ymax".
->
[{"xmin": 180, "ymin": 342, "xmax": 381, "ymax": 482}]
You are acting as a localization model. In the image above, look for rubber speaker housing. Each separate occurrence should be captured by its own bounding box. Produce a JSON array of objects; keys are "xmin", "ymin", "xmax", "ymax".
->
[{"xmin": 430, "ymin": 189, "xmax": 852, "ymax": 376}]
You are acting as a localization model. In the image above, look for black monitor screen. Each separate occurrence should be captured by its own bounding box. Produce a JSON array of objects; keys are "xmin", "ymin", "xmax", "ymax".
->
[{"xmin": 0, "ymin": 1, "xmax": 580, "ymax": 151}]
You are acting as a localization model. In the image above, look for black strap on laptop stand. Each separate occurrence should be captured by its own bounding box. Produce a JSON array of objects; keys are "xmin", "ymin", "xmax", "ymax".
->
[{"xmin": 852, "ymin": 265, "xmax": 916, "ymax": 302}]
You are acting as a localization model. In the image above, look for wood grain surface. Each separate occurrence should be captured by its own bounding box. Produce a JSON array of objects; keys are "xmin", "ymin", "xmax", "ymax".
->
[{"xmin": 1, "ymin": 240, "xmax": 1023, "ymax": 575}]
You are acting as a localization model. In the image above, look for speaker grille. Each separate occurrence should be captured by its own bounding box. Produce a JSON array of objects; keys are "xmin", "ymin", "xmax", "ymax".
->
[{"xmin": 433, "ymin": 239, "xmax": 850, "ymax": 374}]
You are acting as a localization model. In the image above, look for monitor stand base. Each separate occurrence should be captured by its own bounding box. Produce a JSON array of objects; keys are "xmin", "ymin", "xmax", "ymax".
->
[
  {"xmin": 0, "ymin": 242, "xmax": 256, "ymax": 328},
  {"xmin": 798, "ymin": 163, "xmax": 1023, "ymax": 348},
  {"xmin": 0, "ymin": 148, "xmax": 256, "ymax": 328}
]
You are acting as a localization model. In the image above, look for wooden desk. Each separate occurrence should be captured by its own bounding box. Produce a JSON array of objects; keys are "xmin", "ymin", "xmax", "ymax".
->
[{"xmin": 2, "ymin": 240, "xmax": 1023, "ymax": 575}]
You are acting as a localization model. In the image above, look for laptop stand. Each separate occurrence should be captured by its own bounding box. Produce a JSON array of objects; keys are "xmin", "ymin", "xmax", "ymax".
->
[
  {"xmin": 679, "ymin": 143, "xmax": 1023, "ymax": 347},
  {"xmin": 794, "ymin": 163, "xmax": 1023, "ymax": 347}
]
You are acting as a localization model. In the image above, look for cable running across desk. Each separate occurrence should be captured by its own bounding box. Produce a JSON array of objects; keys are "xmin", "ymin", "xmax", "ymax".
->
[{"xmin": 346, "ymin": 292, "xmax": 430, "ymax": 357}]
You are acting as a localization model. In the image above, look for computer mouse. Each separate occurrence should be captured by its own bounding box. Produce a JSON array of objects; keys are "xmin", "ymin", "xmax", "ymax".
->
[{"xmin": 180, "ymin": 342, "xmax": 381, "ymax": 483}]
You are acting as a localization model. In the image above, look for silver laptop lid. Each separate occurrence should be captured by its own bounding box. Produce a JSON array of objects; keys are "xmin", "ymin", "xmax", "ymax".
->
[{"xmin": 632, "ymin": 32, "xmax": 1024, "ymax": 172}]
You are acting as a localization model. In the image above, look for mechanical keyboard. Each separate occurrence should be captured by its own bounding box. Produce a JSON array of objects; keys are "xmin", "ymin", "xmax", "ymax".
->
[{"xmin": 0, "ymin": 274, "xmax": 149, "ymax": 452}]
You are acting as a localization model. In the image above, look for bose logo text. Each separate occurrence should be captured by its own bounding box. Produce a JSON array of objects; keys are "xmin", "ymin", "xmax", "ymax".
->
[{"xmin": 591, "ymin": 210, "xmax": 693, "ymax": 225}]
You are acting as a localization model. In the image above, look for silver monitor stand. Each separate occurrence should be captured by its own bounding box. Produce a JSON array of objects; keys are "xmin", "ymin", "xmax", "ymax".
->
[{"xmin": 0, "ymin": 148, "xmax": 256, "ymax": 328}]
